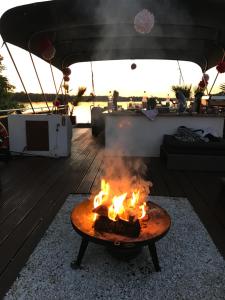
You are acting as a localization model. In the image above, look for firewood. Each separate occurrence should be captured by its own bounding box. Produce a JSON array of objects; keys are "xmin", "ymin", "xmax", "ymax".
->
[
  {"xmin": 92, "ymin": 205, "xmax": 108, "ymax": 216},
  {"xmin": 94, "ymin": 216, "xmax": 141, "ymax": 237}
]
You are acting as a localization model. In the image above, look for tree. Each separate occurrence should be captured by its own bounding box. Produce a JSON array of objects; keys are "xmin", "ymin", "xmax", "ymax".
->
[
  {"xmin": 0, "ymin": 55, "xmax": 23, "ymax": 111},
  {"xmin": 0, "ymin": 55, "xmax": 15, "ymax": 99}
]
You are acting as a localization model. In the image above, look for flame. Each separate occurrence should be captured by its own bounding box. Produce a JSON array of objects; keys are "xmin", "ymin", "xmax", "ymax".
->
[
  {"xmin": 93, "ymin": 179, "xmax": 148, "ymax": 222},
  {"xmin": 93, "ymin": 179, "xmax": 109, "ymax": 208},
  {"xmin": 93, "ymin": 179, "xmax": 110, "ymax": 221},
  {"xmin": 138, "ymin": 202, "xmax": 147, "ymax": 219},
  {"xmin": 130, "ymin": 191, "xmax": 140, "ymax": 207},
  {"xmin": 108, "ymin": 193, "xmax": 127, "ymax": 221}
]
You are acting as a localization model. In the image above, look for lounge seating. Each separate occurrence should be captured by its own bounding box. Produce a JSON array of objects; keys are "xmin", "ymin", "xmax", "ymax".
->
[
  {"xmin": 160, "ymin": 135, "xmax": 225, "ymax": 171},
  {"xmin": 91, "ymin": 107, "xmax": 105, "ymax": 136}
]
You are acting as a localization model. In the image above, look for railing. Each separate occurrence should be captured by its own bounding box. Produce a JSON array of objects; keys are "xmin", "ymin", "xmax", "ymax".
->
[{"xmin": 0, "ymin": 105, "xmax": 69, "ymax": 117}]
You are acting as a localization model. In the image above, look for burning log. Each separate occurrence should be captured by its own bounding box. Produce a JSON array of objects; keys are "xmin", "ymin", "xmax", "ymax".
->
[
  {"xmin": 94, "ymin": 216, "xmax": 141, "ymax": 238},
  {"xmin": 93, "ymin": 205, "xmax": 108, "ymax": 217}
]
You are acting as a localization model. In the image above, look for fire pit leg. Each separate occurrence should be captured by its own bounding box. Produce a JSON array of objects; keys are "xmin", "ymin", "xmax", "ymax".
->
[
  {"xmin": 71, "ymin": 238, "xmax": 89, "ymax": 269},
  {"xmin": 148, "ymin": 243, "xmax": 161, "ymax": 272}
]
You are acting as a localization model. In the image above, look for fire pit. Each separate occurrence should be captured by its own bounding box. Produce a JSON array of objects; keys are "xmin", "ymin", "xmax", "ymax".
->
[{"xmin": 71, "ymin": 179, "xmax": 171, "ymax": 272}]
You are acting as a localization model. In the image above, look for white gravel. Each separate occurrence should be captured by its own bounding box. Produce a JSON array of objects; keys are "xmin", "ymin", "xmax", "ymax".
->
[{"xmin": 5, "ymin": 195, "xmax": 225, "ymax": 300}]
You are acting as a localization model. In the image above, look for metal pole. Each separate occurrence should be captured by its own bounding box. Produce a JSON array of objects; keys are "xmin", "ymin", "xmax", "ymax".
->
[
  {"xmin": 208, "ymin": 72, "xmax": 219, "ymax": 95},
  {"xmin": 177, "ymin": 60, "xmax": 184, "ymax": 84},
  {"xmin": 202, "ymin": 59, "xmax": 209, "ymax": 95},
  {"xmin": 90, "ymin": 61, "xmax": 95, "ymax": 95},
  {"xmin": 49, "ymin": 62, "xmax": 58, "ymax": 94},
  {"xmin": 51, "ymin": 77, "xmax": 64, "ymax": 113},
  {"xmin": 4, "ymin": 42, "xmax": 35, "ymax": 113},
  {"xmin": 29, "ymin": 52, "xmax": 50, "ymax": 112},
  {"xmin": 57, "ymin": 78, "xmax": 64, "ymax": 95}
]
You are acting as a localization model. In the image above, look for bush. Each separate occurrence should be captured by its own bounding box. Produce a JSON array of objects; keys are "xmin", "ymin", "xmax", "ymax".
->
[
  {"xmin": 171, "ymin": 85, "xmax": 192, "ymax": 98},
  {"xmin": 0, "ymin": 99, "xmax": 24, "ymax": 115}
]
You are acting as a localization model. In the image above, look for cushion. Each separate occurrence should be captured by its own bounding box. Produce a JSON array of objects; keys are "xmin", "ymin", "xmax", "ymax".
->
[{"xmin": 162, "ymin": 135, "xmax": 225, "ymax": 155}]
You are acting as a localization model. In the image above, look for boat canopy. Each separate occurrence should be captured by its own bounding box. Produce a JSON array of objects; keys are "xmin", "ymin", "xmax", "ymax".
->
[{"xmin": 0, "ymin": 0, "xmax": 225, "ymax": 71}]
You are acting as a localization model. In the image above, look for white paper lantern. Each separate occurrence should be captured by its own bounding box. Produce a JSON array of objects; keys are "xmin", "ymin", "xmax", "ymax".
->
[{"xmin": 134, "ymin": 9, "xmax": 155, "ymax": 34}]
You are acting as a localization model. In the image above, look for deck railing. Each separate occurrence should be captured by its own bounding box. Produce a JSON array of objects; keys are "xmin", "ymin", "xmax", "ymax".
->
[{"xmin": 0, "ymin": 105, "xmax": 69, "ymax": 117}]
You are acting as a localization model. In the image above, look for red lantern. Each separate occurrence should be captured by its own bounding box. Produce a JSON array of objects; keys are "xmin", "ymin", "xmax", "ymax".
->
[
  {"xmin": 131, "ymin": 63, "xmax": 137, "ymax": 70},
  {"xmin": 202, "ymin": 73, "xmax": 209, "ymax": 82},
  {"xmin": 198, "ymin": 80, "xmax": 207, "ymax": 89},
  {"xmin": 216, "ymin": 61, "xmax": 225, "ymax": 73},
  {"xmin": 63, "ymin": 75, "xmax": 70, "ymax": 82},
  {"xmin": 36, "ymin": 37, "xmax": 56, "ymax": 61},
  {"xmin": 38, "ymin": 37, "xmax": 52, "ymax": 54},
  {"xmin": 53, "ymin": 98, "xmax": 61, "ymax": 107},
  {"xmin": 62, "ymin": 67, "xmax": 71, "ymax": 76},
  {"xmin": 42, "ymin": 45, "xmax": 56, "ymax": 61}
]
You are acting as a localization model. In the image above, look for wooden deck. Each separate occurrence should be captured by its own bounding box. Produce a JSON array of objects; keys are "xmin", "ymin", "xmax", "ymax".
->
[{"xmin": 0, "ymin": 128, "xmax": 225, "ymax": 297}]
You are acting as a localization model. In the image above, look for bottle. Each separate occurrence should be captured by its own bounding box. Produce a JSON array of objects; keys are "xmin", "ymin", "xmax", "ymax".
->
[
  {"xmin": 108, "ymin": 91, "xmax": 113, "ymax": 112},
  {"xmin": 142, "ymin": 91, "xmax": 147, "ymax": 109},
  {"xmin": 166, "ymin": 94, "xmax": 170, "ymax": 107}
]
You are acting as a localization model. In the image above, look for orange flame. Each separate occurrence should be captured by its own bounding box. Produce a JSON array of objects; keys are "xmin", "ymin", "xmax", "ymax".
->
[
  {"xmin": 93, "ymin": 179, "xmax": 110, "ymax": 221},
  {"xmin": 108, "ymin": 193, "xmax": 127, "ymax": 221},
  {"xmin": 93, "ymin": 179, "xmax": 148, "ymax": 222},
  {"xmin": 93, "ymin": 179, "xmax": 109, "ymax": 208}
]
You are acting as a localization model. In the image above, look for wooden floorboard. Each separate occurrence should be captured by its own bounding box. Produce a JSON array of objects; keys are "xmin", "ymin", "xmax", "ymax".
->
[
  {"xmin": 175, "ymin": 171, "xmax": 225, "ymax": 258},
  {"xmin": 0, "ymin": 128, "xmax": 100, "ymax": 297},
  {"xmin": 76, "ymin": 150, "xmax": 103, "ymax": 194},
  {"xmin": 146, "ymin": 158, "xmax": 170, "ymax": 196},
  {"xmin": 0, "ymin": 128, "xmax": 224, "ymax": 298}
]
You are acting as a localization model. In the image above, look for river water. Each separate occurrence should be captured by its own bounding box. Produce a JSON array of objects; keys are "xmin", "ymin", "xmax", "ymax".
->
[{"xmin": 22, "ymin": 101, "xmax": 139, "ymax": 123}]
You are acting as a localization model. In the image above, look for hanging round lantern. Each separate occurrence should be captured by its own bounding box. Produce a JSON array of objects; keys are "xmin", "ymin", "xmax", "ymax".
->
[
  {"xmin": 36, "ymin": 36, "xmax": 56, "ymax": 61},
  {"xmin": 131, "ymin": 63, "xmax": 137, "ymax": 70},
  {"xmin": 216, "ymin": 61, "xmax": 225, "ymax": 73},
  {"xmin": 63, "ymin": 75, "xmax": 70, "ymax": 82},
  {"xmin": 38, "ymin": 37, "xmax": 52, "ymax": 54},
  {"xmin": 202, "ymin": 73, "xmax": 209, "ymax": 82},
  {"xmin": 134, "ymin": 9, "xmax": 155, "ymax": 34},
  {"xmin": 62, "ymin": 67, "xmax": 71, "ymax": 76},
  {"xmin": 42, "ymin": 45, "xmax": 56, "ymax": 61},
  {"xmin": 53, "ymin": 98, "xmax": 61, "ymax": 107},
  {"xmin": 198, "ymin": 80, "xmax": 207, "ymax": 89}
]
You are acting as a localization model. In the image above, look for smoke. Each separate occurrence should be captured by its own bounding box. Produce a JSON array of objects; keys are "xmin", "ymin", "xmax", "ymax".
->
[
  {"xmin": 88, "ymin": 0, "xmax": 206, "ymax": 69},
  {"xmin": 92, "ymin": 151, "xmax": 152, "ymax": 202},
  {"xmin": 91, "ymin": 0, "xmax": 146, "ymax": 61}
]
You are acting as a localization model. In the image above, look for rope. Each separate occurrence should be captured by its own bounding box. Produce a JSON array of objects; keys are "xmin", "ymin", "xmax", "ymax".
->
[
  {"xmin": 29, "ymin": 52, "xmax": 50, "ymax": 112},
  {"xmin": 4, "ymin": 42, "xmax": 35, "ymax": 113}
]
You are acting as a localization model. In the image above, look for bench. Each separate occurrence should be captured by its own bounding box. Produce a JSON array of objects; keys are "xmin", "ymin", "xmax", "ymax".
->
[{"xmin": 160, "ymin": 135, "xmax": 225, "ymax": 171}]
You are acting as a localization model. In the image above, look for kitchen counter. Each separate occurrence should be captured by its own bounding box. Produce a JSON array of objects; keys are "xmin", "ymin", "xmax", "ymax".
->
[{"xmin": 105, "ymin": 111, "xmax": 224, "ymax": 157}]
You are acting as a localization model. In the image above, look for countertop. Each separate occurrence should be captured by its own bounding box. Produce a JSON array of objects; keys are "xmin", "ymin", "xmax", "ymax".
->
[{"xmin": 104, "ymin": 110, "xmax": 225, "ymax": 118}]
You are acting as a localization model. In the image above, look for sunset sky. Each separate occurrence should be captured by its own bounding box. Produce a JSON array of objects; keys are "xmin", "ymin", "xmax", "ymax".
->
[{"xmin": 0, "ymin": 0, "xmax": 225, "ymax": 98}]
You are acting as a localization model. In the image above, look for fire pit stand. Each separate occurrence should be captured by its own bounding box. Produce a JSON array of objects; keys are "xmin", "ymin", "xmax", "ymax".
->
[{"xmin": 71, "ymin": 199, "xmax": 171, "ymax": 272}]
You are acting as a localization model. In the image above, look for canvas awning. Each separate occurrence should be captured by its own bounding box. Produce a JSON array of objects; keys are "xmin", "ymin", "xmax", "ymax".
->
[{"xmin": 0, "ymin": 0, "xmax": 225, "ymax": 71}]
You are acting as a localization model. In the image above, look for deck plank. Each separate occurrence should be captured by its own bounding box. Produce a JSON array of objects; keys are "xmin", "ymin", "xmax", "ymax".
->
[{"xmin": 76, "ymin": 150, "xmax": 103, "ymax": 194}]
